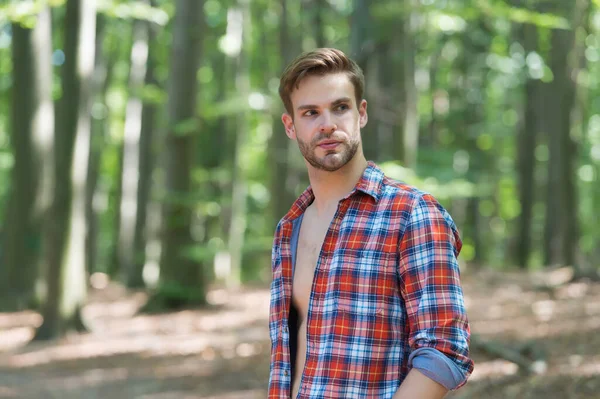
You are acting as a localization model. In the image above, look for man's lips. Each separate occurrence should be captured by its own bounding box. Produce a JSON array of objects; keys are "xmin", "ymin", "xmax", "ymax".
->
[{"xmin": 317, "ymin": 140, "xmax": 342, "ymax": 149}]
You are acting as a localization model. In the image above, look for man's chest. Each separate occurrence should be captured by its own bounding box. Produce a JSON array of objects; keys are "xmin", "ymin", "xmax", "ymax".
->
[
  {"xmin": 285, "ymin": 211, "xmax": 403, "ymax": 318},
  {"xmin": 273, "ymin": 200, "xmax": 411, "ymax": 318},
  {"xmin": 292, "ymin": 210, "xmax": 334, "ymax": 317}
]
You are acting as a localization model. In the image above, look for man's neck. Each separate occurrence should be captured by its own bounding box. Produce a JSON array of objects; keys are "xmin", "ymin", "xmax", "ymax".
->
[{"xmin": 307, "ymin": 155, "xmax": 368, "ymax": 216}]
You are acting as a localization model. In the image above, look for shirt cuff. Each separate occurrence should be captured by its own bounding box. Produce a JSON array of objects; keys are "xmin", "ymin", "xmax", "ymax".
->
[{"xmin": 408, "ymin": 347, "xmax": 467, "ymax": 390}]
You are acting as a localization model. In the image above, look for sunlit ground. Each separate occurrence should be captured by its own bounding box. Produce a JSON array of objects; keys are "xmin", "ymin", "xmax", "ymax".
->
[{"xmin": 0, "ymin": 268, "xmax": 599, "ymax": 398}]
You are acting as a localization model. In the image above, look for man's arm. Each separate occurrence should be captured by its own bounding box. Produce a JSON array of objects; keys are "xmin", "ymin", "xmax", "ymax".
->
[
  {"xmin": 393, "ymin": 369, "xmax": 448, "ymax": 399},
  {"xmin": 397, "ymin": 193, "xmax": 474, "ymax": 392}
]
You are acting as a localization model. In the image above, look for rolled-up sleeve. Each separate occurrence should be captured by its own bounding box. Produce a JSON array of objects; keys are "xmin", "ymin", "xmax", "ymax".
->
[{"xmin": 398, "ymin": 193, "xmax": 474, "ymax": 389}]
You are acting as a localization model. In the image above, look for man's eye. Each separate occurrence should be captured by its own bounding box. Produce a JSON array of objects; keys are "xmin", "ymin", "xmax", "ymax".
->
[
  {"xmin": 335, "ymin": 104, "xmax": 349, "ymax": 112},
  {"xmin": 304, "ymin": 110, "xmax": 317, "ymax": 116}
]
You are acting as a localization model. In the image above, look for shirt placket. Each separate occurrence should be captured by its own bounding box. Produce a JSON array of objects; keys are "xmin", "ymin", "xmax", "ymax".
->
[
  {"xmin": 298, "ymin": 198, "xmax": 351, "ymax": 399},
  {"xmin": 276, "ymin": 221, "xmax": 294, "ymax": 393}
]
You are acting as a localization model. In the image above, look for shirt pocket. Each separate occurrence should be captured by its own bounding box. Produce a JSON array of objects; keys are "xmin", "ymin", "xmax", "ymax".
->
[
  {"xmin": 336, "ymin": 248, "xmax": 394, "ymax": 301},
  {"xmin": 337, "ymin": 296, "xmax": 386, "ymax": 317},
  {"xmin": 335, "ymin": 253, "xmax": 390, "ymax": 321}
]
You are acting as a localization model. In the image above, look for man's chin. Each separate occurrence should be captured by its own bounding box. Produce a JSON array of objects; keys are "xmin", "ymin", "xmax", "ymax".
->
[
  {"xmin": 310, "ymin": 158, "xmax": 347, "ymax": 172},
  {"xmin": 301, "ymin": 146, "xmax": 357, "ymax": 172}
]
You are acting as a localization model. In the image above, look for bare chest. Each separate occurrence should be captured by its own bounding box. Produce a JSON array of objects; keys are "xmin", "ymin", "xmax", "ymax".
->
[{"xmin": 292, "ymin": 211, "xmax": 334, "ymax": 320}]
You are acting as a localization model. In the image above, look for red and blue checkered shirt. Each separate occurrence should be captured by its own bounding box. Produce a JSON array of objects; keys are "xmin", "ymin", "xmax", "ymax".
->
[{"xmin": 268, "ymin": 162, "xmax": 474, "ymax": 398}]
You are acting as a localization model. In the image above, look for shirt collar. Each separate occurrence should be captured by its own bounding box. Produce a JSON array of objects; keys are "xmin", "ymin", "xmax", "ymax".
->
[{"xmin": 282, "ymin": 161, "xmax": 384, "ymax": 222}]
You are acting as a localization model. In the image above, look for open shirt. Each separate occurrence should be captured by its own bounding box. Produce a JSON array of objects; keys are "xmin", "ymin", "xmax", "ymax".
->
[{"xmin": 268, "ymin": 161, "xmax": 474, "ymax": 398}]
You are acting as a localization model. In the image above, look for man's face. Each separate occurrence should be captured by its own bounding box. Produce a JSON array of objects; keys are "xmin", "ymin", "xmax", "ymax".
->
[{"xmin": 282, "ymin": 73, "xmax": 368, "ymax": 172}]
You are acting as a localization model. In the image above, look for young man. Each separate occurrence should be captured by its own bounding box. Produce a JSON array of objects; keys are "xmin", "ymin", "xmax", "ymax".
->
[{"xmin": 268, "ymin": 48, "xmax": 474, "ymax": 399}]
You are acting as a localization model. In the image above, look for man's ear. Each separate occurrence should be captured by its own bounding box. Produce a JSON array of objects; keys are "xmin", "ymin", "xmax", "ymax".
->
[
  {"xmin": 282, "ymin": 113, "xmax": 296, "ymax": 140},
  {"xmin": 359, "ymin": 99, "xmax": 368, "ymax": 128}
]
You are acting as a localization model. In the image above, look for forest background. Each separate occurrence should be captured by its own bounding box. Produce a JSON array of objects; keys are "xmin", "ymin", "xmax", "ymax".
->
[{"xmin": 0, "ymin": 0, "xmax": 599, "ymax": 398}]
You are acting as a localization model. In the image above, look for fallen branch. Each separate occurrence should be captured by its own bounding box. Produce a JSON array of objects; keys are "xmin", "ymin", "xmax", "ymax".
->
[{"xmin": 470, "ymin": 334, "xmax": 547, "ymax": 375}]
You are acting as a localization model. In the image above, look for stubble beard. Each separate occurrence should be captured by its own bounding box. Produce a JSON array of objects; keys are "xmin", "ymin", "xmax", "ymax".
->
[{"xmin": 296, "ymin": 132, "xmax": 360, "ymax": 172}]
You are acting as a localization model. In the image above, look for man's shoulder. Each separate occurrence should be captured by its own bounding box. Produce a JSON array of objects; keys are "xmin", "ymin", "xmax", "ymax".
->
[
  {"xmin": 378, "ymin": 174, "xmax": 432, "ymax": 208},
  {"xmin": 381, "ymin": 175, "xmax": 454, "ymax": 218}
]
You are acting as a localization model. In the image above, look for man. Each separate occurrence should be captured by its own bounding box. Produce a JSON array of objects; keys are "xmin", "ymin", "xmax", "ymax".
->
[{"xmin": 268, "ymin": 48, "xmax": 474, "ymax": 399}]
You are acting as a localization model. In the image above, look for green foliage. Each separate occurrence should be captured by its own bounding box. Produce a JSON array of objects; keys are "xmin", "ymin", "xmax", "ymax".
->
[
  {"xmin": 0, "ymin": 0, "xmax": 64, "ymax": 28},
  {"xmin": 141, "ymin": 281, "xmax": 207, "ymax": 312},
  {"xmin": 140, "ymin": 83, "xmax": 166, "ymax": 105},
  {"xmin": 97, "ymin": 0, "xmax": 170, "ymax": 25},
  {"xmin": 380, "ymin": 161, "xmax": 478, "ymax": 202},
  {"xmin": 0, "ymin": 0, "xmax": 172, "ymax": 27},
  {"xmin": 1, "ymin": 0, "xmax": 599, "ymax": 313},
  {"xmin": 371, "ymin": 0, "xmax": 570, "ymax": 31},
  {"xmin": 478, "ymin": 0, "xmax": 570, "ymax": 29},
  {"xmin": 172, "ymin": 118, "xmax": 200, "ymax": 136},
  {"xmin": 183, "ymin": 236, "xmax": 273, "ymax": 265}
]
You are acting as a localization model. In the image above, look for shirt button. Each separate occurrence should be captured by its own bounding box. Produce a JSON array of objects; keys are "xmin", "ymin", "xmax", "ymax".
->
[
  {"xmin": 284, "ymin": 370, "xmax": 289, "ymax": 376},
  {"xmin": 283, "ymin": 325, "xmax": 288, "ymax": 334}
]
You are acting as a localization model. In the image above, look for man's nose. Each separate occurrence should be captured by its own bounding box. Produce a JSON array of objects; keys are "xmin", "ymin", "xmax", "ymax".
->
[{"xmin": 319, "ymin": 112, "xmax": 337, "ymax": 134}]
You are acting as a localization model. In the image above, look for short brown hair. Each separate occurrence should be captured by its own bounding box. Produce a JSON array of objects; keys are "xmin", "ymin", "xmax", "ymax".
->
[{"xmin": 279, "ymin": 48, "xmax": 365, "ymax": 116}]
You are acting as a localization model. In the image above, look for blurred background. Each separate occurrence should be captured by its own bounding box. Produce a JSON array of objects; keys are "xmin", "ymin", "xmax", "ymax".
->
[{"xmin": 0, "ymin": 0, "xmax": 599, "ymax": 398}]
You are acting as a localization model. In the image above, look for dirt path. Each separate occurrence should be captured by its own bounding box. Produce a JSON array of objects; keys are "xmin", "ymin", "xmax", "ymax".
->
[{"xmin": 0, "ymin": 268, "xmax": 599, "ymax": 398}]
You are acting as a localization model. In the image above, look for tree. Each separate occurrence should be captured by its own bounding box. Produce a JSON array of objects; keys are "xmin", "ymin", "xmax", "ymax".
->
[
  {"xmin": 311, "ymin": 0, "xmax": 327, "ymax": 48},
  {"xmin": 543, "ymin": 1, "xmax": 583, "ymax": 268},
  {"xmin": 401, "ymin": 0, "xmax": 419, "ymax": 169},
  {"xmin": 515, "ymin": 21, "xmax": 540, "ymax": 268},
  {"xmin": 350, "ymin": 0, "xmax": 377, "ymax": 159},
  {"xmin": 130, "ymin": 10, "xmax": 160, "ymax": 288},
  {"xmin": 117, "ymin": 5, "xmax": 153, "ymax": 287},
  {"xmin": 227, "ymin": 0, "xmax": 252, "ymax": 288},
  {"xmin": 154, "ymin": 0, "xmax": 205, "ymax": 307},
  {"xmin": 36, "ymin": 0, "xmax": 96, "ymax": 339},
  {"xmin": 86, "ymin": 12, "xmax": 113, "ymax": 277},
  {"xmin": 268, "ymin": 0, "xmax": 295, "ymax": 228},
  {"xmin": 1, "ymin": 6, "xmax": 54, "ymax": 310}
]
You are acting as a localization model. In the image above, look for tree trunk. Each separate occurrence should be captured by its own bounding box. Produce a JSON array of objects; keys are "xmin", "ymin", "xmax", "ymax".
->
[
  {"xmin": 106, "ymin": 26, "xmax": 134, "ymax": 280},
  {"xmin": 543, "ymin": 41, "xmax": 568, "ymax": 266},
  {"xmin": 459, "ymin": 19, "xmax": 493, "ymax": 266},
  {"xmin": 312, "ymin": 0, "xmax": 326, "ymax": 48},
  {"xmin": 199, "ymin": 53, "xmax": 228, "ymax": 272},
  {"xmin": 130, "ymin": 14, "xmax": 159, "ymax": 288},
  {"xmin": 350, "ymin": 0, "xmax": 377, "ymax": 159},
  {"xmin": 154, "ymin": 0, "xmax": 205, "ymax": 307},
  {"xmin": 392, "ymin": 21, "xmax": 406, "ymax": 163},
  {"xmin": 515, "ymin": 22, "xmax": 539, "ymax": 269},
  {"xmin": 117, "ymin": 12, "xmax": 151, "ymax": 286},
  {"xmin": 269, "ymin": 0, "xmax": 295, "ymax": 225},
  {"xmin": 226, "ymin": 2, "xmax": 251, "ymax": 288},
  {"xmin": 36, "ymin": 0, "xmax": 96, "ymax": 340},
  {"xmin": 567, "ymin": 0, "xmax": 591, "ymax": 277},
  {"xmin": 467, "ymin": 197, "xmax": 483, "ymax": 266},
  {"xmin": 350, "ymin": 0, "xmax": 371, "ymax": 67},
  {"xmin": 402, "ymin": 0, "xmax": 419, "ymax": 169},
  {"xmin": 86, "ymin": 13, "xmax": 112, "ymax": 278},
  {"xmin": 427, "ymin": 37, "xmax": 444, "ymax": 148},
  {"xmin": 543, "ymin": 2, "xmax": 579, "ymax": 267},
  {"xmin": 1, "ymin": 7, "xmax": 54, "ymax": 311},
  {"xmin": 376, "ymin": 41, "xmax": 396, "ymax": 162}
]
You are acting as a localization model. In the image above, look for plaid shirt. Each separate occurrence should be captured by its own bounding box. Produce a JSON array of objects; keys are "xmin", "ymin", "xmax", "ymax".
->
[{"xmin": 268, "ymin": 162, "xmax": 474, "ymax": 398}]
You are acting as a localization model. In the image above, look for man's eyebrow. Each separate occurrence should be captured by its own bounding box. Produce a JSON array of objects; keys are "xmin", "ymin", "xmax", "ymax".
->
[
  {"xmin": 296, "ymin": 97, "xmax": 352, "ymax": 111},
  {"xmin": 331, "ymin": 97, "xmax": 352, "ymax": 106}
]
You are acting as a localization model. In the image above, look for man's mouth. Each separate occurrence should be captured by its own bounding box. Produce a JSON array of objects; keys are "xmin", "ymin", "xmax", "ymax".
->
[{"xmin": 318, "ymin": 140, "xmax": 341, "ymax": 150}]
